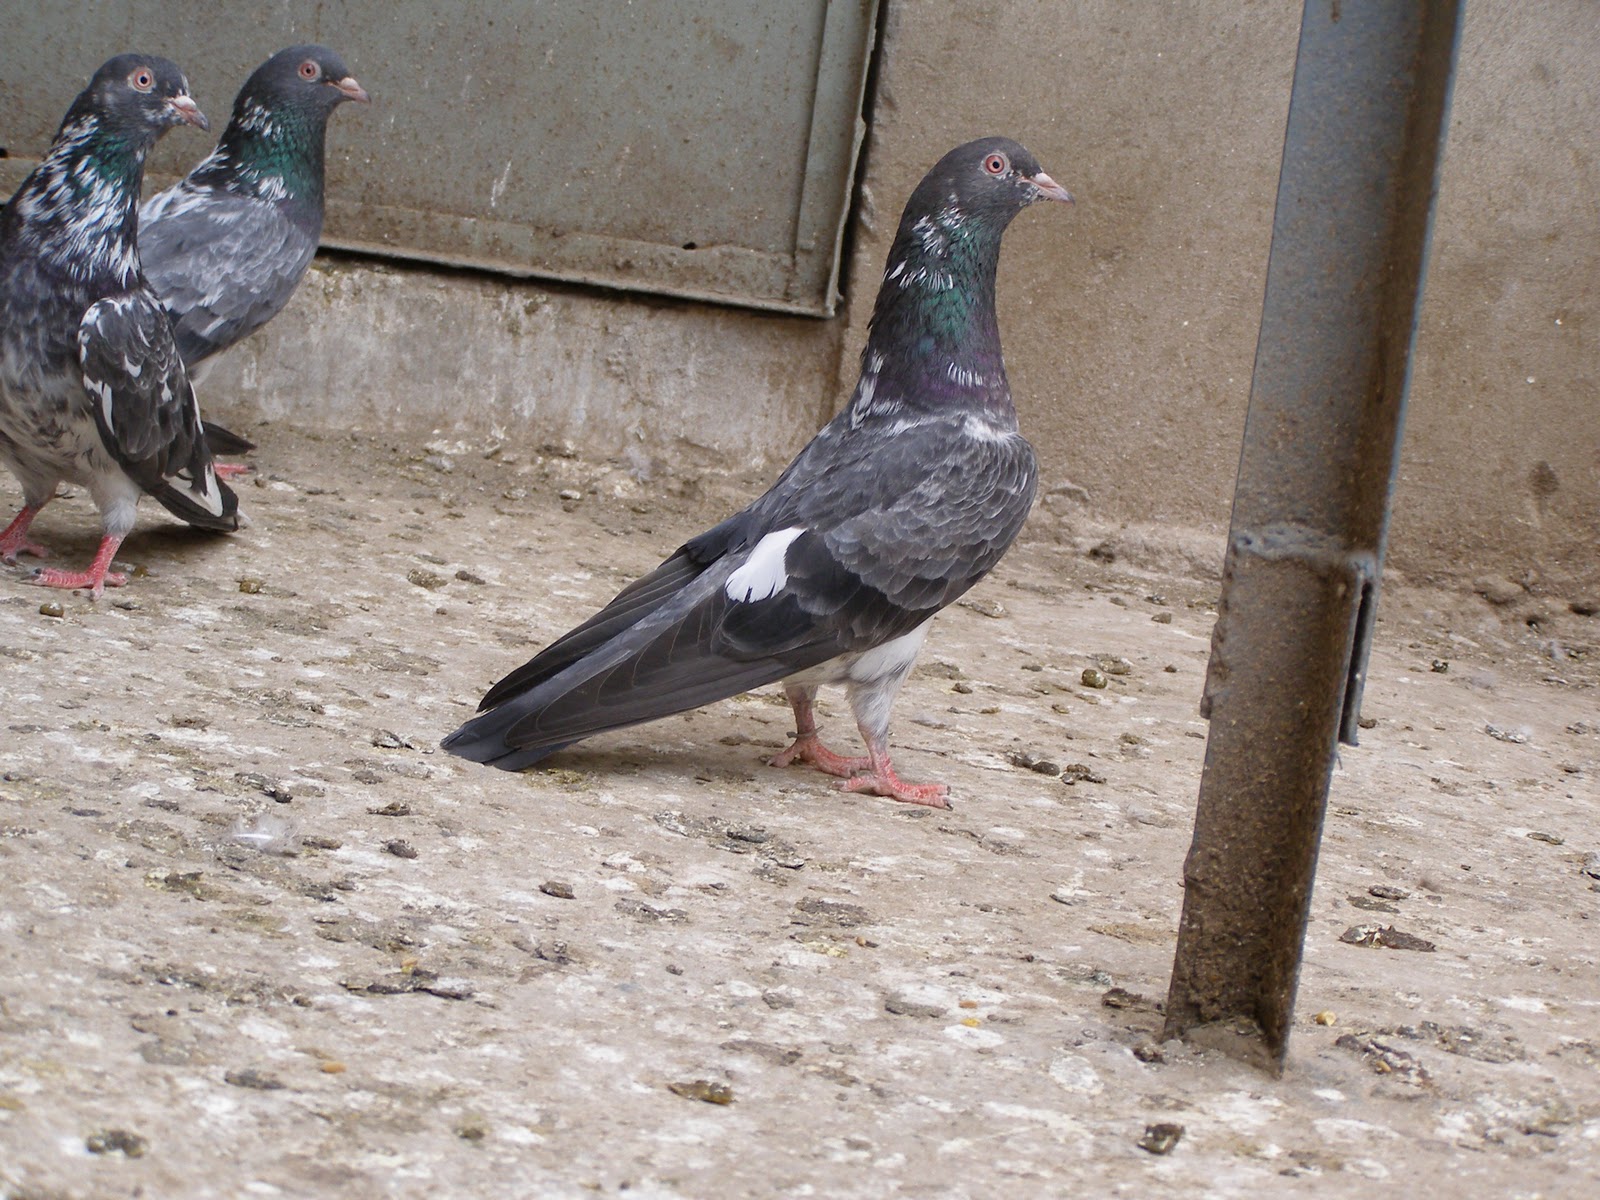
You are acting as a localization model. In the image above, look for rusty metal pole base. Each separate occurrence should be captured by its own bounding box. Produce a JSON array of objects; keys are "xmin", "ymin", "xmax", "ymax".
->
[
  {"xmin": 1164, "ymin": 534, "xmax": 1373, "ymax": 1075},
  {"xmin": 1161, "ymin": 0, "xmax": 1463, "ymax": 1072}
]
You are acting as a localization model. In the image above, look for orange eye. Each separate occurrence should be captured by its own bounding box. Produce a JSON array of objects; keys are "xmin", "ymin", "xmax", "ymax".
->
[
  {"xmin": 983, "ymin": 152, "xmax": 1009, "ymax": 176},
  {"xmin": 299, "ymin": 60, "xmax": 321, "ymax": 81},
  {"xmin": 129, "ymin": 68, "xmax": 154, "ymax": 92}
]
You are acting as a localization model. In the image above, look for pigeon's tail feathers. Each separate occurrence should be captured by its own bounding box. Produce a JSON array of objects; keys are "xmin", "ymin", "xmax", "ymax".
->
[
  {"xmin": 476, "ymin": 548, "xmax": 708, "ymax": 711},
  {"xmin": 201, "ymin": 421, "xmax": 256, "ymax": 456},
  {"xmin": 439, "ymin": 713, "xmax": 575, "ymax": 771},
  {"xmin": 443, "ymin": 642, "xmax": 797, "ymax": 773},
  {"xmin": 446, "ymin": 567, "xmax": 838, "ymax": 772},
  {"xmin": 150, "ymin": 469, "xmax": 243, "ymax": 532}
]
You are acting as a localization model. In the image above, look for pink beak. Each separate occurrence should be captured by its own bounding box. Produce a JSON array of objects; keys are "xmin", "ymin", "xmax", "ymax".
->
[
  {"xmin": 169, "ymin": 93, "xmax": 210, "ymax": 131},
  {"xmin": 1029, "ymin": 170, "xmax": 1073, "ymax": 205},
  {"xmin": 333, "ymin": 75, "xmax": 371, "ymax": 104}
]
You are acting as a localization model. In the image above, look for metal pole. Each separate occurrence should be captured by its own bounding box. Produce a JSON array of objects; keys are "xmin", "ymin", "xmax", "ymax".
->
[{"xmin": 1162, "ymin": 0, "xmax": 1464, "ymax": 1073}]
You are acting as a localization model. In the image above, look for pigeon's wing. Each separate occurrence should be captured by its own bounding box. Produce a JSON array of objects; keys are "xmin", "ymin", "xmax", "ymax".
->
[
  {"xmin": 444, "ymin": 419, "xmax": 1037, "ymax": 768},
  {"xmin": 139, "ymin": 188, "xmax": 318, "ymax": 365},
  {"xmin": 78, "ymin": 291, "xmax": 240, "ymax": 530},
  {"xmin": 723, "ymin": 417, "xmax": 1039, "ymax": 655}
]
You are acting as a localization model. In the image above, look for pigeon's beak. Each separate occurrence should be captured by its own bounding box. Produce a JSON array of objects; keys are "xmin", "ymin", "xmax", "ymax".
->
[
  {"xmin": 1027, "ymin": 170, "xmax": 1074, "ymax": 205},
  {"xmin": 168, "ymin": 93, "xmax": 210, "ymax": 131},
  {"xmin": 332, "ymin": 75, "xmax": 371, "ymax": 104}
]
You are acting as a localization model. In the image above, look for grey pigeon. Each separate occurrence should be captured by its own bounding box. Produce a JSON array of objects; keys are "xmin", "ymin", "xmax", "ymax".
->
[
  {"xmin": 139, "ymin": 45, "xmax": 368, "ymax": 382},
  {"xmin": 0, "ymin": 54, "xmax": 240, "ymax": 596},
  {"xmin": 444, "ymin": 138, "xmax": 1072, "ymax": 807}
]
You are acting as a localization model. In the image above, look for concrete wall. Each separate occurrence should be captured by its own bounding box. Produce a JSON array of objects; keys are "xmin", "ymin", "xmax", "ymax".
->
[
  {"xmin": 837, "ymin": 0, "xmax": 1599, "ymax": 593},
  {"xmin": 204, "ymin": 1, "xmax": 1598, "ymax": 593}
]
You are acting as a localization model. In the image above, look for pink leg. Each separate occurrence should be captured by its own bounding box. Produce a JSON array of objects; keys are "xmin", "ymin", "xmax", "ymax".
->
[
  {"xmin": 769, "ymin": 686, "xmax": 871, "ymax": 777},
  {"xmin": 838, "ymin": 733, "xmax": 951, "ymax": 809},
  {"xmin": 30, "ymin": 535, "xmax": 127, "ymax": 597},
  {"xmin": 213, "ymin": 463, "xmax": 252, "ymax": 480},
  {"xmin": 0, "ymin": 505, "xmax": 50, "ymax": 562}
]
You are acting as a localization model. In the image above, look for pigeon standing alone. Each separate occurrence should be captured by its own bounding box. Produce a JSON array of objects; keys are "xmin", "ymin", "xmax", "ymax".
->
[
  {"xmin": 0, "ymin": 54, "xmax": 241, "ymax": 596},
  {"xmin": 444, "ymin": 138, "xmax": 1072, "ymax": 807},
  {"xmin": 139, "ymin": 45, "xmax": 369, "ymax": 384}
]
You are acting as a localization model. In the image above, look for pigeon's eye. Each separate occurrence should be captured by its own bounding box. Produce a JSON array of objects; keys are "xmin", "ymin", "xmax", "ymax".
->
[
  {"xmin": 128, "ymin": 68, "xmax": 155, "ymax": 93},
  {"xmin": 983, "ymin": 152, "xmax": 1009, "ymax": 176},
  {"xmin": 299, "ymin": 60, "xmax": 321, "ymax": 81}
]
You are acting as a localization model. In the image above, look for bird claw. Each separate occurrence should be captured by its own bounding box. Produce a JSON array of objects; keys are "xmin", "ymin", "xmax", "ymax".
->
[
  {"xmin": 769, "ymin": 734, "xmax": 871, "ymax": 778},
  {"xmin": 838, "ymin": 771, "xmax": 951, "ymax": 809},
  {"xmin": 29, "ymin": 566, "xmax": 128, "ymax": 597},
  {"xmin": 1, "ymin": 538, "xmax": 50, "ymax": 563}
]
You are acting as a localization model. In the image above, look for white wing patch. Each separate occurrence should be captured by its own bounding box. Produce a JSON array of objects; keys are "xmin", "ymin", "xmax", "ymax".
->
[{"xmin": 725, "ymin": 527, "xmax": 806, "ymax": 604}]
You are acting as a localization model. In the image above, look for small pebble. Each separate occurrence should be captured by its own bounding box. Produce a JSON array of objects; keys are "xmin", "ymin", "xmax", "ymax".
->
[
  {"xmin": 455, "ymin": 569, "xmax": 486, "ymax": 585},
  {"xmin": 958, "ymin": 597, "xmax": 1006, "ymax": 619},
  {"xmin": 383, "ymin": 839, "xmax": 419, "ymax": 860},
  {"xmin": 1097, "ymin": 656, "xmax": 1133, "ymax": 676},
  {"xmin": 238, "ymin": 578, "xmax": 263, "ymax": 595},
  {"xmin": 1313, "ymin": 1010, "xmax": 1337, "ymax": 1026},
  {"xmin": 668, "ymin": 1079, "xmax": 733, "ymax": 1105},
  {"xmin": 1081, "ymin": 668, "xmax": 1108, "ymax": 689},
  {"xmin": 1430, "ymin": 659, "xmax": 1449, "ymax": 673},
  {"xmin": 1485, "ymin": 723, "xmax": 1530, "ymax": 744},
  {"xmin": 368, "ymin": 802, "xmax": 412, "ymax": 817},
  {"xmin": 1151, "ymin": 611, "xmax": 1173, "ymax": 624},
  {"xmin": 540, "ymin": 881, "xmax": 576, "ymax": 899},
  {"xmin": 1138, "ymin": 1123, "xmax": 1184, "ymax": 1155},
  {"xmin": 1369, "ymin": 884, "xmax": 1410, "ymax": 900},
  {"xmin": 39, "ymin": 601, "xmax": 64, "ymax": 619},
  {"xmin": 224, "ymin": 1068, "xmax": 284, "ymax": 1090},
  {"xmin": 85, "ymin": 1129, "xmax": 147, "ymax": 1158},
  {"xmin": 1526, "ymin": 831, "xmax": 1564, "ymax": 845},
  {"xmin": 558, "ymin": 488, "xmax": 583, "ymax": 501},
  {"xmin": 407, "ymin": 568, "xmax": 448, "ymax": 591},
  {"xmin": 1060, "ymin": 763, "xmax": 1107, "ymax": 786}
]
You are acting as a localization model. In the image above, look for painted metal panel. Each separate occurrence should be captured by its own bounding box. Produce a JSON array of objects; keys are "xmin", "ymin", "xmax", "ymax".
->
[{"xmin": 0, "ymin": 0, "xmax": 877, "ymax": 315}]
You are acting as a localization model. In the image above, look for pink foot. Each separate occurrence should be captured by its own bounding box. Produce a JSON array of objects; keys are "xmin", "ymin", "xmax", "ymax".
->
[
  {"xmin": 770, "ymin": 733, "xmax": 871, "ymax": 778},
  {"xmin": 1, "ymin": 505, "xmax": 50, "ymax": 562},
  {"xmin": 839, "ymin": 767, "xmax": 951, "ymax": 809},
  {"xmin": 213, "ymin": 463, "xmax": 252, "ymax": 480},
  {"xmin": 27, "ymin": 534, "xmax": 126, "ymax": 598}
]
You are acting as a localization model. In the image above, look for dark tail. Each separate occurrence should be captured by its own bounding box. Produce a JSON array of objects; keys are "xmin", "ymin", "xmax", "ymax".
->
[{"xmin": 201, "ymin": 421, "xmax": 256, "ymax": 456}]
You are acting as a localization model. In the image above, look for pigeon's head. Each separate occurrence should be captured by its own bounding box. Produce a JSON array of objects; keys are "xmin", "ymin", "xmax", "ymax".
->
[
  {"xmin": 244, "ymin": 45, "xmax": 371, "ymax": 115},
  {"xmin": 76, "ymin": 54, "xmax": 210, "ymax": 143},
  {"xmin": 905, "ymin": 137, "xmax": 1073, "ymax": 235}
]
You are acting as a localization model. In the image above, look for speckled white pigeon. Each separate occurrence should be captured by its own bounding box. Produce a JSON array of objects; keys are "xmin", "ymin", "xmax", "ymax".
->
[
  {"xmin": 139, "ymin": 45, "xmax": 368, "ymax": 389},
  {"xmin": 444, "ymin": 138, "xmax": 1072, "ymax": 807},
  {"xmin": 0, "ymin": 54, "xmax": 241, "ymax": 596}
]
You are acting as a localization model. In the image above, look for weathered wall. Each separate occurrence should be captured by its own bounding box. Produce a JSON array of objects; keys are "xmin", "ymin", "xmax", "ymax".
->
[
  {"xmin": 840, "ymin": 0, "xmax": 1599, "ymax": 592},
  {"xmin": 198, "ymin": 1, "xmax": 1597, "ymax": 592},
  {"xmin": 202, "ymin": 259, "xmax": 839, "ymax": 473}
]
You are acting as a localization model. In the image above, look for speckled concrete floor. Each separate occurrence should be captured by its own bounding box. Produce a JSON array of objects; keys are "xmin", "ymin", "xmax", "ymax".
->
[{"xmin": 1, "ymin": 422, "xmax": 1596, "ymax": 1198}]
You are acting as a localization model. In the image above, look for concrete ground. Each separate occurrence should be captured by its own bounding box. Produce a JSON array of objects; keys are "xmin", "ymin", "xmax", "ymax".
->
[{"xmin": 0, "ymin": 421, "xmax": 1596, "ymax": 1198}]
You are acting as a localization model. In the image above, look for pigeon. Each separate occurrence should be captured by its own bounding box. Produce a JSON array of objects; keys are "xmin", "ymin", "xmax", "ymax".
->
[
  {"xmin": 0, "ymin": 54, "xmax": 241, "ymax": 596},
  {"xmin": 138, "ymin": 45, "xmax": 369, "ymax": 383},
  {"xmin": 444, "ymin": 138, "xmax": 1072, "ymax": 807}
]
